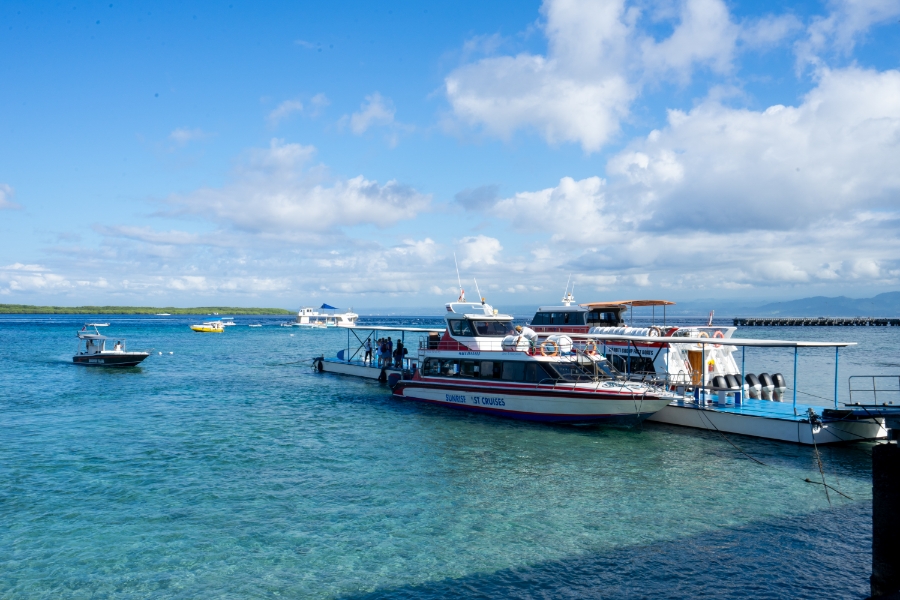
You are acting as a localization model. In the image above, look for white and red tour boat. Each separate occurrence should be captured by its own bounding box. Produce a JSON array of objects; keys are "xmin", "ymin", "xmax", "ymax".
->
[{"xmin": 388, "ymin": 299, "xmax": 676, "ymax": 425}]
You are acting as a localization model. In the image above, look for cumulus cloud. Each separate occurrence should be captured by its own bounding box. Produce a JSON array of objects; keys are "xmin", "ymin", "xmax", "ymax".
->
[
  {"xmin": 489, "ymin": 176, "xmax": 612, "ymax": 243},
  {"xmin": 607, "ymin": 67, "xmax": 900, "ymax": 231},
  {"xmin": 457, "ymin": 235, "xmax": 503, "ymax": 269},
  {"xmin": 445, "ymin": 0, "xmax": 746, "ymax": 152},
  {"xmin": 0, "ymin": 184, "xmax": 21, "ymax": 209},
  {"xmin": 797, "ymin": 0, "xmax": 900, "ymax": 67},
  {"xmin": 164, "ymin": 139, "xmax": 430, "ymax": 234}
]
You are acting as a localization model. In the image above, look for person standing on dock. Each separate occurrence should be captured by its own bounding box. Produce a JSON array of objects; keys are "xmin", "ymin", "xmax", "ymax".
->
[{"xmin": 364, "ymin": 338, "xmax": 372, "ymax": 364}]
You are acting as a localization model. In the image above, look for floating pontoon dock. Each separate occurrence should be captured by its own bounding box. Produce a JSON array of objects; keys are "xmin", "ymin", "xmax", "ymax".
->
[
  {"xmin": 578, "ymin": 333, "xmax": 886, "ymax": 444},
  {"xmin": 314, "ymin": 325, "xmax": 443, "ymax": 380}
]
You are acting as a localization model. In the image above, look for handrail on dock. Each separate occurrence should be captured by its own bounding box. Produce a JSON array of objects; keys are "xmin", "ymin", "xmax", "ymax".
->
[{"xmin": 849, "ymin": 376, "xmax": 900, "ymax": 405}]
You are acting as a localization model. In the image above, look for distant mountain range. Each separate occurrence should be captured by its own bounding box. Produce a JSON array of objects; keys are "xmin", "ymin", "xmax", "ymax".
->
[{"xmin": 740, "ymin": 292, "xmax": 900, "ymax": 317}]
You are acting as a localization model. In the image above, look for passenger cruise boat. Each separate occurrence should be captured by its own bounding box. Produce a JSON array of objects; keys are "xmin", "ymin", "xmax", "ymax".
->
[
  {"xmin": 390, "ymin": 300, "xmax": 676, "ymax": 425},
  {"xmin": 528, "ymin": 296, "xmax": 781, "ymax": 398},
  {"xmin": 73, "ymin": 324, "xmax": 150, "ymax": 367},
  {"xmin": 296, "ymin": 304, "xmax": 358, "ymax": 328}
]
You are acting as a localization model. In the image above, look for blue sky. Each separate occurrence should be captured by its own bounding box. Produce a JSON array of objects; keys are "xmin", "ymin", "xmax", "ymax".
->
[{"xmin": 1, "ymin": 0, "xmax": 899, "ymax": 309}]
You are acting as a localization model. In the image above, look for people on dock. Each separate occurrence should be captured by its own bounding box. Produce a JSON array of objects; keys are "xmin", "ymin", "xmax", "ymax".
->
[{"xmin": 364, "ymin": 338, "xmax": 372, "ymax": 364}]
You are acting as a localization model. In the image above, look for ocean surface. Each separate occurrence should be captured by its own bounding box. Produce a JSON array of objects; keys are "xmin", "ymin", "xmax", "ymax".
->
[{"xmin": 2, "ymin": 313, "xmax": 898, "ymax": 599}]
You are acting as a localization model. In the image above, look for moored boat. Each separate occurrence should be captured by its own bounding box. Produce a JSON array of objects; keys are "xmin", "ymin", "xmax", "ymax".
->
[
  {"xmin": 390, "ymin": 299, "xmax": 676, "ymax": 425},
  {"xmin": 296, "ymin": 304, "xmax": 358, "ymax": 328},
  {"xmin": 73, "ymin": 324, "xmax": 150, "ymax": 367}
]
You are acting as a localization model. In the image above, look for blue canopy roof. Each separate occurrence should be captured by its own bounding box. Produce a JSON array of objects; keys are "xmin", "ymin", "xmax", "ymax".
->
[{"xmin": 320, "ymin": 303, "xmax": 338, "ymax": 310}]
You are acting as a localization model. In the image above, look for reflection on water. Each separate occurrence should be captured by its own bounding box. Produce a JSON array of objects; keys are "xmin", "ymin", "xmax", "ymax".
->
[{"xmin": 0, "ymin": 314, "xmax": 890, "ymax": 598}]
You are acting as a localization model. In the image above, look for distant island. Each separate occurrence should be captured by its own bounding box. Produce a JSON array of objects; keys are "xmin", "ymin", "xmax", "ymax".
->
[{"xmin": 0, "ymin": 304, "xmax": 293, "ymax": 315}]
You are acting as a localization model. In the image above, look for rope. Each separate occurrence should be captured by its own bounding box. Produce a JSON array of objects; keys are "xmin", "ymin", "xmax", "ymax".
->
[{"xmin": 689, "ymin": 402, "xmax": 855, "ymax": 502}]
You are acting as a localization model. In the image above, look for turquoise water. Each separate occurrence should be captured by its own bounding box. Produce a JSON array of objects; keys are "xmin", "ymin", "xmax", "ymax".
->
[{"xmin": 1, "ymin": 315, "xmax": 893, "ymax": 598}]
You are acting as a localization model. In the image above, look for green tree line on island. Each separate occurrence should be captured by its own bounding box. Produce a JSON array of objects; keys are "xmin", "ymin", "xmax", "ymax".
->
[{"xmin": 0, "ymin": 304, "xmax": 294, "ymax": 315}]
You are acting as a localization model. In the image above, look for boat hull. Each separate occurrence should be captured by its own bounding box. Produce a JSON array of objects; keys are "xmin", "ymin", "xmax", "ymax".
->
[
  {"xmin": 647, "ymin": 402, "xmax": 886, "ymax": 444},
  {"xmin": 190, "ymin": 326, "xmax": 223, "ymax": 333},
  {"xmin": 392, "ymin": 380, "xmax": 671, "ymax": 425},
  {"xmin": 73, "ymin": 353, "xmax": 149, "ymax": 367}
]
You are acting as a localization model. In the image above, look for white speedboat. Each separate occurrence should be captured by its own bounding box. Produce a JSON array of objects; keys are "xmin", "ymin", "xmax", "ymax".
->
[
  {"xmin": 296, "ymin": 304, "xmax": 358, "ymax": 328},
  {"xmin": 73, "ymin": 324, "xmax": 150, "ymax": 367},
  {"xmin": 221, "ymin": 317, "xmax": 236, "ymax": 326}
]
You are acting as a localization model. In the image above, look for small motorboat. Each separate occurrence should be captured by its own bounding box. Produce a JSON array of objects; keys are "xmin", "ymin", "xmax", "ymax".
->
[
  {"xmin": 73, "ymin": 324, "xmax": 150, "ymax": 367},
  {"xmin": 221, "ymin": 317, "xmax": 236, "ymax": 326},
  {"xmin": 190, "ymin": 321, "xmax": 225, "ymax": 333},
  {"xmin": 248, "ymin": 323, "xmax": 263, "ymax": 328}
]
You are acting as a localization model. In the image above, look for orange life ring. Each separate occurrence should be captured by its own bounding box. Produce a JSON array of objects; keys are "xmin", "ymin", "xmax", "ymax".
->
[
  {"xmin": 584, "ymin": 341, "xmax": 597, "ymax": 355},
  {"xmin": 540, "ymin": 340, "xmax": 559, "ymax": 356},
  {"xmin": 713, "ymin": 330, "xmax": 724, "ymax": 348}
]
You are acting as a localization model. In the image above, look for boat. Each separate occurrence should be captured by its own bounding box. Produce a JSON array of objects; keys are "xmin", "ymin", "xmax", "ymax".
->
[
  {"xmin": 73, "ymin": 324, "xmax": 150, "ymax": 367},
  {"xmin": 155, "ymin": 313, "xmax": 171, "ymax": 316},
  {"xmin": 296, "ymin": 304, "xmax": 358, "ymax": 328},
  {"xmin": 190, "ymin": 321, "xmax": 225, "ymax": 333},
  {"xmin": 248, "ymin": 324, "xmax": 263, "ymax": 328},
  {"xmin": 221, "ymin": 317, "xmax": 236, "ymax": 326},
  {"xmin": 318, "ymin": 297, "xmax": 676, "ymax": 425}
]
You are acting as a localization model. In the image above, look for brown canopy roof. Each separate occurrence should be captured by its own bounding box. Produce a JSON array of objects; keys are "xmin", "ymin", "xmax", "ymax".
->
[{"xmin": 580, "ymin": 300, "xmax": 676, "ymax": 309}]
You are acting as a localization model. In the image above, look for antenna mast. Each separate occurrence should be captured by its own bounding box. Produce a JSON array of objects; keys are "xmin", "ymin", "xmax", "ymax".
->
[
  {"xmin": 473, "ymin": 278, "xmax": 483, "ymax": 303},
  {"xmin": 453, "ymin": 253, "xmax": 465, "ymax": 302}
]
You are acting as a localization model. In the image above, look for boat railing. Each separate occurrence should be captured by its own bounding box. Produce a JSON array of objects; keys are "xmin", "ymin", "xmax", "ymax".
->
[{"xmin": 848, "ymin": 376, "xmax": 900, "ymax": 405}]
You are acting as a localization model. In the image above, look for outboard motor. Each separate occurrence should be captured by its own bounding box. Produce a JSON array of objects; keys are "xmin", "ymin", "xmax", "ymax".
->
[
  {"xmin": 745, "ymin": 373, "xmax": 761, "ymax": 399},
  {"xmin": 387, "ymin": 372, "xmax": 402, "ymax": 389},
  {"xmin": 711, "ymin": 375, "xmax": 728, "ymax": 405},
  {"xmin": 772, "ymin": 373, "xmax": 787, "ymax": 402},
  {"xmin": 725, "ymin": 374, "xmax": 740, "ymax": 389},
  {"xmin": 711, "ymin": 375, "xmax": 727, "ymax": 389},
  {"xmin": 759, "ymin": 373, "xmax": 775, "ymax": 401}
]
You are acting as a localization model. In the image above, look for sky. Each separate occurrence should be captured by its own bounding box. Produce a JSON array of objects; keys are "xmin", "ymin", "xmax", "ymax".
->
[{"xmin": 1, "ymin": 0, "xmax": 899, "ymax": 310}]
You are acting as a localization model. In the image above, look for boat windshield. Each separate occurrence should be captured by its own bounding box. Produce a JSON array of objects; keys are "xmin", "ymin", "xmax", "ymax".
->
[{"xmin": 471, "ymin": 320, "xmax": 515, "ymax": 337}]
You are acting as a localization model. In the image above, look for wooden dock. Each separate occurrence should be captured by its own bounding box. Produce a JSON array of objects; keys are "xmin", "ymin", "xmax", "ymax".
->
[{"xmin": 733, "ymin": 316, "xmax": 900, "ymax": 326}]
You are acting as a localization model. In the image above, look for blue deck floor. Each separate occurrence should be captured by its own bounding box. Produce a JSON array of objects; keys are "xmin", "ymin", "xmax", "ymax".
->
[{"xmin": 674, "ymin": 395, "xmax": 830, "ymax": 422}]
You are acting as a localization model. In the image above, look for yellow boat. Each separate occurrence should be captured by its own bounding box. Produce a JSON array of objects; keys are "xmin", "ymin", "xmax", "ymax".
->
[{"xmin": 190, "ymin": 321, "xmax": 225, "ymax": 333}]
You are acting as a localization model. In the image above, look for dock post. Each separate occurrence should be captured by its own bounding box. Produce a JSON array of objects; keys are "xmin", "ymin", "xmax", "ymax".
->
[
  {"xmin": 871, "ymin": 441, "xmax": 900, "ymax": 598},
  {"xmin": 834, "ymin": 347, "xmax": 839, "ymax": 409},
  {"xmin": 792, "ymin": 347, "xmax": 798, "ymax": 415},
  {"xmin": 741, "ymin": 346, "xmax": 745, "ymax": 404}
]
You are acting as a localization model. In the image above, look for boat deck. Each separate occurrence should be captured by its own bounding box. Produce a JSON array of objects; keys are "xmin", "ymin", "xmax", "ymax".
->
[
  {"xmin": 320, "ymin": 357, "xmax": 409, "ymax": 380},
  {"xmin": 648, "ymin": 395, "xmax": 886, "ymax": 444}
]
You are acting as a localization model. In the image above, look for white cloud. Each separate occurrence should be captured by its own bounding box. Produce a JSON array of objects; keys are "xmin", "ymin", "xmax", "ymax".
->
[
  {"xmin": 169, "ymin": 128, "xmax": 210, "ymax": 145},
  {"xmin": 346, "ymin": 93, "xmax": 395, "ymax": 134},
  {"xmin": 268, "ymin": 99, "xmax": 304, "ymax": 125},
  {"xmin": 606, "ymin": 67, "xmax": 900, "ymax": 231},
  {"xmin": 0, "ymin": 184, "xmax": 21, "ymax": 209},
  {"xmin": 457, "ymin": 235, "xmax": 503, "ymax": 269},
  {"xmin": 490, "ymin": 176, "xmax": 611, "ymax": 243},
  {"xmin": 444, "ymin": 0, "xmax": 745, "ymax": 152},
  {"xmin": 640, "ymin": 0, "xmax": 739, "ymax": 81},
  {"xmin": 797, "ymin": 0, "xmax": 900, "ymax": 67},
  {"xmin": 165, "ymin": 139, "xmax": 430, "ymax": 234}
]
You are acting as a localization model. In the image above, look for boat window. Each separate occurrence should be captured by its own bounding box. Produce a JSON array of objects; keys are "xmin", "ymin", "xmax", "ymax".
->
[
  {"xmin": 608, "ymin": 354, "xmax": 655, "ymax": 374},
  {"xmin": 423, "ymin": 358, "xmax": 443, "ymax": 376},
  {"xmin": 471, "ymin": 320, "xmax": 515, "ymax": 336},
  {"xmin": 588, "ymin": 310, "xmax": 621, "ymax": 326},
  {"xmin": 530, "ymin": 312, "xmax": 549, "ymax": 325},
  {"xmin": 439, "ymin": 359, "xmax": 459, "ymax": 376},
  {"xmin": 459, "ymin": 360, "xmax": 478, "ymax": 377},
  {"xmin": 525, "ymin": 363, "xmax": 552, "ymax": 383},
  {"xmin": 501, "ymin": 362, "xmax": 525, "ymax": 381},
  {"xmin": 448, "ymin": 320, "xmax": 474, "ymax": 336}
]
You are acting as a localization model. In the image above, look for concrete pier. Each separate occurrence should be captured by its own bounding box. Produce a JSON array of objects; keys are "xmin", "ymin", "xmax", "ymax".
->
[{"xmin": 734, "ymin": 317, "xmax": 900, "ymax": 326}]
